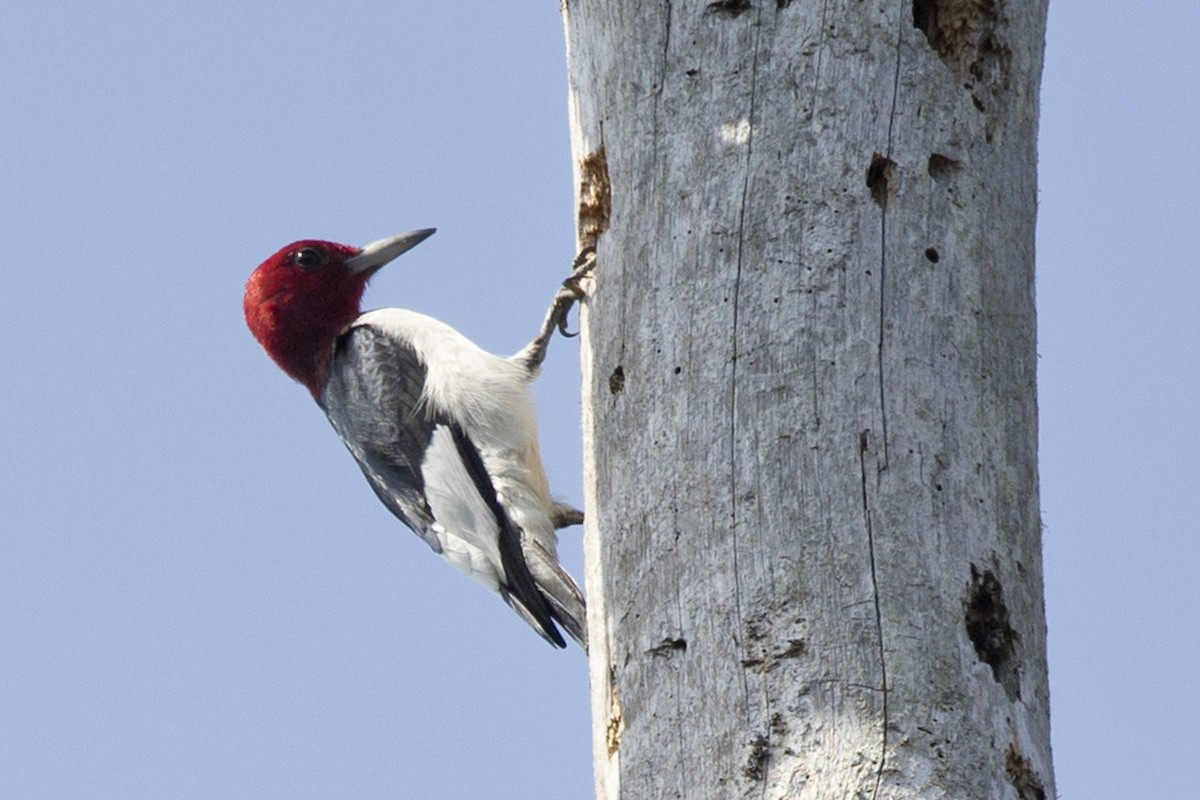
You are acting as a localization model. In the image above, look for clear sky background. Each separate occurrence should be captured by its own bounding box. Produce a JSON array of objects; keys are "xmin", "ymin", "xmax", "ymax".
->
[{"xmin": 1, "ymin": 3, "xmax": 1194, "ymax": 799}]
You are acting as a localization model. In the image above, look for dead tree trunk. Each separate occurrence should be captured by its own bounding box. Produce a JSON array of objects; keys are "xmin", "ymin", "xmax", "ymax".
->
[{"xmin": 564, "ymin": 1, "xmax": 1052, "ymax": 798}]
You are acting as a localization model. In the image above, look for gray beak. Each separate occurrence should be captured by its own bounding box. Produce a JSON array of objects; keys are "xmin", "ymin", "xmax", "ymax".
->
[{"xmin": 345, "ymin": 228, "xmax": 437, "ymax": 275}]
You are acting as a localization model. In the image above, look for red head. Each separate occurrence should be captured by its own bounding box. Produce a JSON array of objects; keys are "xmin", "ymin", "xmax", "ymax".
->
[{"xmin": 243, "ymin": 229, "xmax": 436, "ymax": 398}]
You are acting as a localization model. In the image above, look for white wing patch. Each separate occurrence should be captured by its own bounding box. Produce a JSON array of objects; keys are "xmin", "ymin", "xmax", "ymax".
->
[{"xmin": 421, "ymin": 425, "xmax": 505, "ymax": 592}]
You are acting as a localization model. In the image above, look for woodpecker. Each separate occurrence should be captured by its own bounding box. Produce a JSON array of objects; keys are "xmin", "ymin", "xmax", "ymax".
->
[{"xmin": 243, "ymin": 228, "xmax": 592, "ymax": 648}]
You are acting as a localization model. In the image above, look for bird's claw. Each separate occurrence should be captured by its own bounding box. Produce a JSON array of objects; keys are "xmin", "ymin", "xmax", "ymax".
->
[
  {"xmin": 555, "ymin": 285, "xmax": 584, "ymax": 338},
  {"xmin": 520, "ymin": 247, "xmax": 597, "ymax": 372},
  {"xmin": 552, "ymin": 247, "xmax": 597, "ymax": 338}
]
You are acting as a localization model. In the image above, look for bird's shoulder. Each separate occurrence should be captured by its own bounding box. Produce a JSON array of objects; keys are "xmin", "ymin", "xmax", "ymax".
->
[
  {"xmin": 352, "ymin": 309, "xmax": 533, "ymax": 434},
  {"xmin": 352, "ymin": 308, "xmax": 485, "ymax": 365},
  {"xmin": 323, "ymin": 321, "xmax": 426, "ymax": 420}
]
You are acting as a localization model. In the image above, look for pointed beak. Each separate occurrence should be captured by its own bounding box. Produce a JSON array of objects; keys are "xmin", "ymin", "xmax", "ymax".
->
[{"xmin": 345, "ymin": 228, "xmax": 437, "ymax": 275}]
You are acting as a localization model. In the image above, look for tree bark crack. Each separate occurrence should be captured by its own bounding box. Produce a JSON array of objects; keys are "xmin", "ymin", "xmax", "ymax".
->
[
  {"xmin": 859, "ymin": 430, "xmax": 890, "ymax": 800},
  {"xmin": 874, "ymin": 3, "xmax": 907, "ymax": 471},
  {"xmin": 854, "ymin": 16, "xmax": 908, "ymax": 798},
  {"xmin": 662, "ymin": 0, "xmax": 673, "ymax": 68},
  {"xmin": 729, "ymin": 2, "xmax": 765, "ymax": 732},
  {"xmin": 812, "ymin": 0, "xmax": 830, "ymax": 94}
]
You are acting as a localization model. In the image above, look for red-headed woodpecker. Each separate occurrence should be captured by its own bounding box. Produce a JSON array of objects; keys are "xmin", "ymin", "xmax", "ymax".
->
[{"xmin": 243, "ymin": 229, "xmax": 590, "ymax": 648}]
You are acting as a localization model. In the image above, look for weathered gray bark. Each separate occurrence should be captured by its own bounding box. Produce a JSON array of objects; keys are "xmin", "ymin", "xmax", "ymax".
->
[{"xmin": 564, "ymin": 1, "xmax": 1052, "ymax": 798}]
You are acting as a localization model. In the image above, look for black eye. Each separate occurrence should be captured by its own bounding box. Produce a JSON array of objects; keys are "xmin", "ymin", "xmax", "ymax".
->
[{"xmin": 292, "ymin": 247, "xmax": 327, "ymax": 270}]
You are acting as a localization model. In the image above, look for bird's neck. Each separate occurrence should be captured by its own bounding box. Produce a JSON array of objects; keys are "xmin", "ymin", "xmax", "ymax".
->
[
  {"xmin": 253, "ymin": 297, "xmax": 362, "ymax": 400},
  {"xmin": 270, "ymin": 323, "xmax": 344, "ymax": 400}
]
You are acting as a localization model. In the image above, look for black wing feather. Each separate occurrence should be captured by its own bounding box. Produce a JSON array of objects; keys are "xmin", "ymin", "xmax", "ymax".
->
[{"xmin": 448, "ymin": 424, "xmax": 566, "ymax": 648}]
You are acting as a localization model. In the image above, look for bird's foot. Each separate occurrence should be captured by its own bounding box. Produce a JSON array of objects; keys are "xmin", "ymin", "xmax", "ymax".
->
[
  {"xmin": 519, "ymin": 246, "xmax": 597, "ymax": 374},
  {"xmin": 553, "ymin": 246, "xmax": 597, "ymax": 338}
]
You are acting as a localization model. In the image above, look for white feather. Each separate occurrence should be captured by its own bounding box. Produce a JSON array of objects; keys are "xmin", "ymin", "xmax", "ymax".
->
[{"xmin": 421, "ymin": 425, "xmax": 503, "ymax": 590}]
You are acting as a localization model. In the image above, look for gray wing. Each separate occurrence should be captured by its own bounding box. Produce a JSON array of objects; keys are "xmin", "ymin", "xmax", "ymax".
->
[{"xmin": 319, "ymin": 324, "xmax": 441, "ymax": 551}]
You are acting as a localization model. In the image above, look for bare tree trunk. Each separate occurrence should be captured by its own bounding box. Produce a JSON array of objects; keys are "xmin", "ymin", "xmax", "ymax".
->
[{"xmin": 565, "ymin": 1, "xmax": 1052, "ymax": 798}]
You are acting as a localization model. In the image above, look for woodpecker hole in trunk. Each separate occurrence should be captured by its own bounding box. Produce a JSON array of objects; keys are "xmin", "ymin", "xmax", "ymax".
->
[
  {"xmin": 911, "ymin": 0, "xmax": 1011, "ymax": 114},
  {"xmin": 578, "ymin": 147, "xmax": 611, "ymax": 248},
  {"xmin": 965, "ymin": 564, "xmax": 1021, "ymax": 700},
  {"xmin": 608, "ymin": 365, "xmax": 625, "ymax": 395},
  {"xmin": 928, "ymin": 152, "xmax": 962, "ymax": 180},
  {"xmin": 866, "ymin": 154, "xmax": 898, "ymax": 210},
  {"xmin": 706, "ymin": 0, "xmax": 751, "ymax": 18}
]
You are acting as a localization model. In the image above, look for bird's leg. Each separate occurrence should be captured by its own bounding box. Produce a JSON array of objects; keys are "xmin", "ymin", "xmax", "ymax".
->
[{"xmin": 518, "ymin": 246, "xmax": 597, "ymax": 375}]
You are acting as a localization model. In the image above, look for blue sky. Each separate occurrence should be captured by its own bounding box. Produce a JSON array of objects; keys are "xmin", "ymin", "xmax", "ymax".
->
[{"xmin": 1, "ymin": 3, "xmax": 1195, "ymax": 798}]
